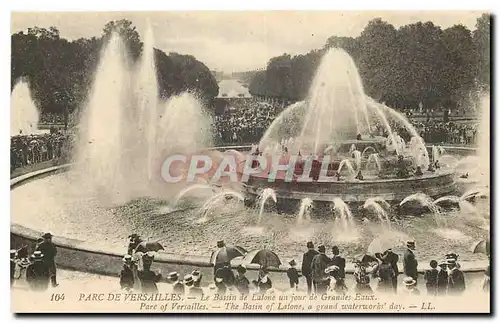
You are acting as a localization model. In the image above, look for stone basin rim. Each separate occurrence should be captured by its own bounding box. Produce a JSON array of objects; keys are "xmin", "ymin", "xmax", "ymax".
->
[{"xmin": 10, "ymin": 147, "xmax": 488, "ymax": 276}]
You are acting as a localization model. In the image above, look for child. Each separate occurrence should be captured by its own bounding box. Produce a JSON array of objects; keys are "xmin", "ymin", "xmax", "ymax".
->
[
  {"xmin": 286, "ymin": 259, "xmax": 301, "ymax": 289},
  {"xmin": 424, "ymin": 260, "xmax": 439, "ymax": 296}
]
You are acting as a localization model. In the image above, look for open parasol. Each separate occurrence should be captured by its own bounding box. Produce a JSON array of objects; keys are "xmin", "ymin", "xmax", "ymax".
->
[
  {"xmin": 210, "ymin": 246, "xmax": 247, "ymax": 265},
  {"xmin": 471, "ymin": 239, "xmax": 490, "ymax": 256},
  {"xmin": 243, "ymin": 249, "xmax": 281, "ymax": 268},
  {"xmin": 134, "ymin": 241, "xmax": 165, "ymax": 253}
]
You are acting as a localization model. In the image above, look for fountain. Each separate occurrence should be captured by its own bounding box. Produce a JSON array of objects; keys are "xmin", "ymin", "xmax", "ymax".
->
[
  {"xmin": 296, "ymin": 198, "xmax": 313, "ymax": 225},
  {"xmin": 257, "ymin": 188, "xmax": 277, "ymax": 224},
  {"xmin": 10, "ymin": 34, "xmax": 490, "ymax": 272},
  {"xmin": 11, "ymin": 80, "xmax": 40, "ymax": 136},
  {"xmin": 242, "ymin": 48, "xmax": 456, "ymax": 210},
  {"xmin": 363, "ymin": 198, "xmax": 391, "ymax": 229},
  {"xmin": 196, "ymin": 190, "xmax": 244, "ymax": 223}
]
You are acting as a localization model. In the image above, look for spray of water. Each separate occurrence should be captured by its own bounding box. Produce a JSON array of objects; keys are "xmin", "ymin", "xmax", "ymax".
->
[
  {"xmin": 364, "ymin": 198, "xmax": 391, "ymax": 229},
  {"xmin": 337, "ymin": 159, "xmax": 355, "ymax": 177},
  {"xmin": 11, "ymin": 80, "xmax": 39, "ymax": 136},
  {"xmin": 197, "ymin": 190, "xmax": 244, "ymax": 223},
  {"xmin": 257, "ymin": 188, "xmax": 277, "ymax": 224},
  {"xmin": 297, "ymin": 198, "xmax": 313, "ymax": 225},
  {"xmin": 366, "ymin": 153, "xmax": 381, "ymax": 172},
  {"xmin": 352, "ymin": 150, "xmax": 362, "ymax": 170}
]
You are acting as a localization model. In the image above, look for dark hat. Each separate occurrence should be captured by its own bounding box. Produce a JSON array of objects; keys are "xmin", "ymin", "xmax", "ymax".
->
[
  {"xmin": 332, "ymin": 246, "xmax": 340, "ymax": 255},
  {"xmin": 216, "ymin": 240, "xmax": 225, "ymax": 248},
  {"xmin": 289, "ymin": 259, "xmax": 297, "ymax": 266},
  {"xmin": 406, "ymin": 240, "xmax": 415, "ymax": 247},
  {"xmin": 318, "ymin": 245, "xmax": 326, "ymax": 253},
  {"xmin": 10, "ymin": 249, "xmax": 16, "ymax": 256},
  {"xmin": 184, "ymin": 274, "xmax": 194, "ymax": 286},
  {"xmin": 306, "ymin": 241, "xmax": 314, "ymax": 249},
  {"xmin": 32, "ymin": 251, "xmax": 44, "ymax": 260},
  {"xmin": 123, "ymin": 255, "xmax": 133, "ymax": 263},
  {"xmin": 445, "ymin": 253, "xmax": 459, "ymax": 260},
  {"xmin": 236, "ymin": 264, "xmax": 247, "ymax": 274},
  {"xmin": 42, "ymin": 232, "xmax": 53, "ymax": 239},
  {"xmin": 168, "ymin": 272, "xmax": 179, "ymax": 281},
  {"xmin": 128, "ymin": 233, "xmax": 140, "ymax": 239}
]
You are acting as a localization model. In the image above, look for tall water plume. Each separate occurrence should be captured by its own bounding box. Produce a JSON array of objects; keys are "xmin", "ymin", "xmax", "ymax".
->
[
  {"xmin": 75, "ymin": 33, "xmax": 130, "ymax": 198},
  {"xmin": 11, "ymin": 80, "xmax": 39, "ymax": 136},
  {"xmin": 136, "ymin": 23, "xmax": 159, "ymax": 181},
  {"xmin": 297, "ymin": 49, "xmax": 371, "ymax": 153}
]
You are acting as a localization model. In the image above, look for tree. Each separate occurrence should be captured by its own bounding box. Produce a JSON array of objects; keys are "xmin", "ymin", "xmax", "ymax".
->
[
  {"xmin": 357, "ymin": 18, "xmax": 399, "ymax": 102},
  {"xmin": 102, "ymin": 19, "xmax": 143, "ymax": 60},
  {"xmin": 440, "ymin": 25, "xmax": 476, "ymax": 108},
  {"xmin": 473, "ymin": 13, "xmax": 490, "ymax": 89}
]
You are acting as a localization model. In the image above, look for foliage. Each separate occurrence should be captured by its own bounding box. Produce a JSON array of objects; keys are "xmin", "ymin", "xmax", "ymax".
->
[
  {"xmin": 11, "ymin": 20, "xmax": 219, "ymax": 117},
  {"xmin": 250, "ymin": 15, "xmax": 490, "ymax": 110}
]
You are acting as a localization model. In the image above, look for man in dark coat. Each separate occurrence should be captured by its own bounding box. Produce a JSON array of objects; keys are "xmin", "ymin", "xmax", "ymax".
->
[
  {"xmin": 384, "ymin": 248, "xmax": 399, "ymax": 292},
  {"xmin": 36, "ymin": 232, "xmax": 58, "ymax": 287},
  {"xmin": 137, "ymin": 252, "xmax": 162, "ymax": 293},
  {"xmin": 119, "ymin": 255, "xmax": 135, "ymax": 291},
  {"xmin": 311, "ymin": 245, "xmax": 330, "ymax": 294},
  {"xmin": 437, "ymin": 260, "xmax": 448, "ymax": 295},
  {"xmin": 447, "ymin": 259, "xmax": 465, "ymax": 295},
  {"xmin": 301, "ymin": 241, "xmax": 318, "ymax": 294},
  {"xmin": 168, "ymin": 272, "xmax": 185, "ymax": 295},
  {"xmin": 403, "ymin": 240, "xmax": 418, "ymax": 282},
  {"xmin": 330, "ymin": 246, "xmax": 347, "ymax": 293},
  {"xmin": 25, "ymin": 251, "xmax": 50, "ymax": 292}
]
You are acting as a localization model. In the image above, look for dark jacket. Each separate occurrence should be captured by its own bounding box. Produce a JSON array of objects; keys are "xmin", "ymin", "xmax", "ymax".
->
[
  {"xmin": 10, "ymin": 260, "xmax": 16, "ymax": 283},
  {"xmin": 447, "ymin": 268, "xmax": 466, "ymax": 294},
  {"xmin": 301, "ymin": 249, "xmax": 319, "ymax": 277},
  {"xmin": 235, "ymin": 274, "xmax": 250, "ymax": 295},
  {"xmin": 119, "ymin": 265, "xmax": 134, "ymax": 290},
  {"xmin": 424, "ymin": 268, "xmax": 439, "ymax": 287},
  {"xmin": 330, "ymin": 255, "xmax": 346, "ymax": 279},
  {"xmin": 138, "ymin": 269, "xmax": 162, "ymax": 293},
  {"xmin": 437, "ymin": 269, "xmax": 448, "ymax": 295},
  {"xmin": 403, "ymin": 249, "xmax": 418, "ymax": 280},
  {"xmin": 36, "ymin": 241, "xmax": 57, "ymax": 263},
  {"xmin": 255, "ymin": 276, "xmax": 272, "ymax": 294},
  {"xmin": 311, "ymin": 253, "xmax": 330, "ymax": 282},
  {"xmin": 26, "ymin": 261, "xmax": 50, "ymax": 291},
  {"xmin": 385, "ymin": 251, "xmax": 399, "ymax": 277}
]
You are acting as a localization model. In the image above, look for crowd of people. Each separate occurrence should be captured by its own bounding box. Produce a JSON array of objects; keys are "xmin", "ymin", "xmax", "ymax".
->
[
  {"xmin": 214, "ymin": 99, "xmax": 287, "ymax": 145},
  {"xmin": 213, "ymin": 98, "xmax": 480, "ymax": 146},
  {"xmin": 10, "ymin": 132, "xmax": 73, "ymax": 173},
  {"xmin": 10, "ymin": 234, "xmax": 490, "ymax": 299},
  {"xmin": 39, "ymin": 112, "xmax": 65, "ymax": 124}
]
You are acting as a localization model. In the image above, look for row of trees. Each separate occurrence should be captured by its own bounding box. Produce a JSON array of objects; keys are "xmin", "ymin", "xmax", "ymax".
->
[
  {"xmin": 11, "ymin": 19, "xmax": 219, "ymax": 120},
  {"xmin": 249, "ymin": 14, "xmax": 490, "ymax": 110}
]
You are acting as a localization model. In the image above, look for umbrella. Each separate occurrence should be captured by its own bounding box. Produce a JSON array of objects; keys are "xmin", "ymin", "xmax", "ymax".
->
[
  {"xmin": 210, "ymin": 246, "xmax": 247, "ymax": 265},
  {"xmin": 367, "ymin": 237, "xmax": 400, "ymax": 255},
  {"xmin": 134, "ymin": 241, "xmax": 165, "ymax": 253},
  {"xmin": 471, "ymin": 239, "xmax": 490, "ymax": 256},
  {"xmin": 243, "ymin": 249, "xmax": 281, "ymax": 268}
]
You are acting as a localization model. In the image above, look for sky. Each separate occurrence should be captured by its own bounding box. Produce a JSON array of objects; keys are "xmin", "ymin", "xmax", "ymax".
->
[{"xmin": 11, "ymin": 11, "xmax": 486, "ymax": 73}]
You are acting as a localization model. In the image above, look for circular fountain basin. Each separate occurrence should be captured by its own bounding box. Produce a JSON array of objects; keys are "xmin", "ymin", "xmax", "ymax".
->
[{"xmin": 10, "ymin": 151, "xmax": 489, "ymax": 268}]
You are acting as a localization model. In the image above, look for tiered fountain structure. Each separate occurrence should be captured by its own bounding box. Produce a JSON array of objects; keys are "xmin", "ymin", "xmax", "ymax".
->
[{"xmin": 241, "ymin": 49, "xmax": 456, "ymax": 211}]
